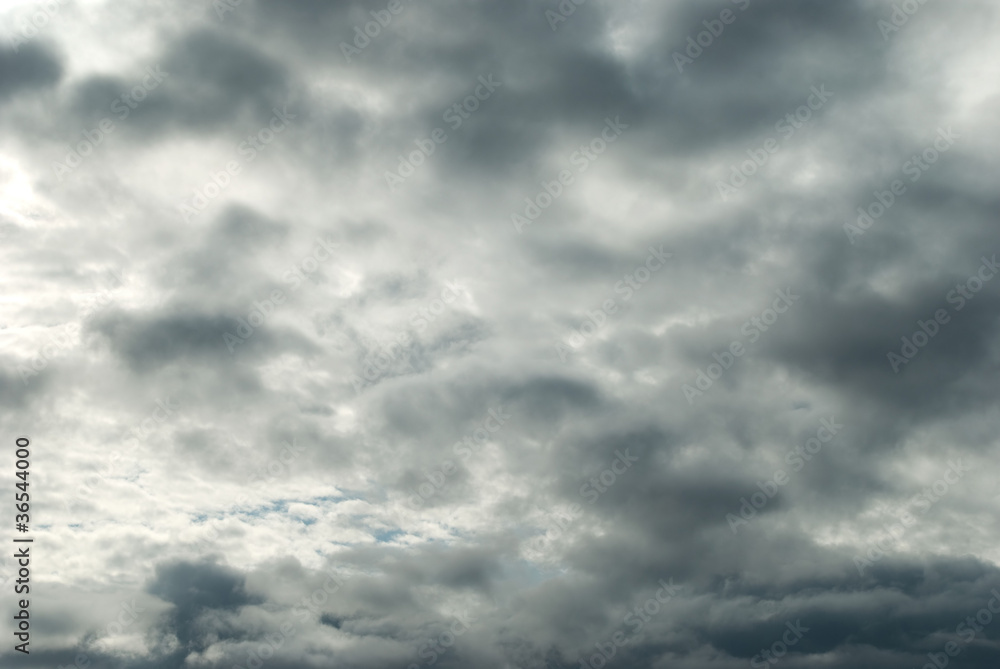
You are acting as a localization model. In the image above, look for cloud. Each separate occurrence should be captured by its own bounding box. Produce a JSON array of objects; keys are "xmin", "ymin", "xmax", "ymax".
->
[
  {"xmin": 2, "ymin": 0, "xmax": 1000, "ymax": 667},
  {"xmin": 0, "ymin": 41, "xmax": 62, "ymax": 102}
]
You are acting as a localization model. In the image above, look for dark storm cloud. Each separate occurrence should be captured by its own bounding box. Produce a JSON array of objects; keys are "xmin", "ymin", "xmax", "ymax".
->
[
  {"xmin": 325, "ymin": 0, "xmax": 896, "ymax": 190},
  {"xmin": 155, "ymin": 204, "xmax": 290, "ymax": 298},
  {"xmin": 86, "ymin": 306, "xmax": 317, "ymax": 373},
  {"xmin": 149, "ymin": 28, "xmax": 292, "ymax": 128},
  {"xmin": 0, "ymin": 364, "xmax": 51, "ymax": 406},
  {"xmin": 66, "ymin": 28, "xmax": 294, "ymax": 138},
  {"xmin": 0, "ymin": 41, "xmax": 62, "ymax": 102},
  {"xmin": 147, "ymin": 558, "xmax": 260, "ymax": 614},
  {"xmin": 758, "ymin": 277, "xmax": 1000, "ymax": 415}
]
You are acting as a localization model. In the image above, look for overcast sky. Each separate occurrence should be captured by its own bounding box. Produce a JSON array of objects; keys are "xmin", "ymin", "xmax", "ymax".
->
[{"xmin": 2, "ymin": 0, "xmax": 1000, "ymax": 667}]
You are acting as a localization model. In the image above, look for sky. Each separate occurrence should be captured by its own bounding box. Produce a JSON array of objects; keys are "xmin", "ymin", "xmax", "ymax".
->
[{"xmin": 1, "ymin": 0, "xmax": 1000, "ymax": 668}]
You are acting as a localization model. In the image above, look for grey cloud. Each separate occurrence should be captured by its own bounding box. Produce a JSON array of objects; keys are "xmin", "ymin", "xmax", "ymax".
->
[
  {"xmin": 0, "ymin": 41, "xmax": 62, "ymax": 102},
  {"xmin": 6, "ymin": 0, "xmax": 1000, "ymax": 667}
]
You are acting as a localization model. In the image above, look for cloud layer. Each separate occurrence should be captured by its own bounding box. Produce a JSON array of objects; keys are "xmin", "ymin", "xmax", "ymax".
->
[{"xmin": 2, "ymin": 0, "xmax": 1000, "ymax": 667}]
